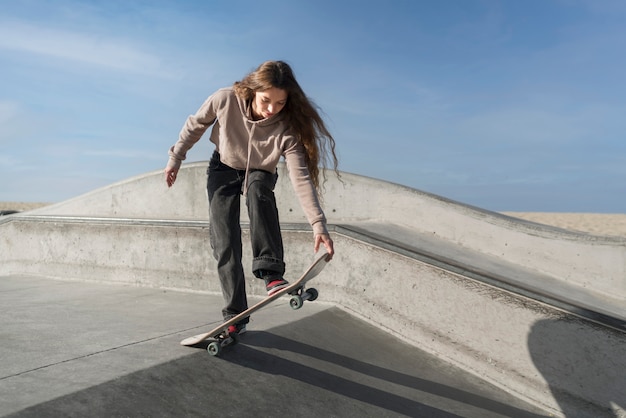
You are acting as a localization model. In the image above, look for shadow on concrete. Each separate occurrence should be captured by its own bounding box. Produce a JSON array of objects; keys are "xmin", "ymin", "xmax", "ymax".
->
[
  {"xmin": 7, "ymin": 309, "xmax": 547, "ymax": 418},
  {"xmin": 529, "ymin": 318, "xmax": 626, "ymax": 418},
  {"xmin": 228, "ymin": 334, "xmax": 547, "ymax": 417}
]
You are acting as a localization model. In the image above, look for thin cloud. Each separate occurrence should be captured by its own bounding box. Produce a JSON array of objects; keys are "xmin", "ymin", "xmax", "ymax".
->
[
  {"xmin": 82, "ymin": 149, "xmax": 164, "ymax": 161},
  {"xmin": 0, "ymin": 20, "xmax": 173, "ymax": 78},
  {"xmin": 0, "ymin": 100, "xmax": 19, "ymax": 124}
]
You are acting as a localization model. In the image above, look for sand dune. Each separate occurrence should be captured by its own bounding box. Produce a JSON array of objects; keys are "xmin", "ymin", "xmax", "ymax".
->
[
  {"xmin": 1, "ymin": 202, "xmax": 624, "ymax": 238},
  {"xmin": 0, "ymin": 202, "xmax": 50, "ymax": 212},
  {"xmin": 502, "ymin": 212, "xmax": 626, "ymax": 238}
]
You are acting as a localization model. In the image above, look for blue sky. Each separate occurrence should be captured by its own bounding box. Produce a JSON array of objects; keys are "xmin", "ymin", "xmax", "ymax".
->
[{"xmin": 1, "ymin": 0, "xmax": 625, "ymax": 212}]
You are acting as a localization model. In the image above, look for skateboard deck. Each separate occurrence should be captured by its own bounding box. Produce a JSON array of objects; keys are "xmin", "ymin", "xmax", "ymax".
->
[{"xmin": 180, "ymin": 250, "xmax": 330, "ymax": 352}]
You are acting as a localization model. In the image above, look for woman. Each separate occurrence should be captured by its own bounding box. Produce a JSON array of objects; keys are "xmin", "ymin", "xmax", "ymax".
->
[{"xmin": 164, "ymin": 61, "xmax": 338, "ymax": 335}]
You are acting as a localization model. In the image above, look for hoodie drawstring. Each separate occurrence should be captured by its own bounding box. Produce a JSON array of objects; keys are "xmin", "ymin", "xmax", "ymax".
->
[{"xmin": 242, "ymin": 122, "xmax": 256, "ymax": 196}]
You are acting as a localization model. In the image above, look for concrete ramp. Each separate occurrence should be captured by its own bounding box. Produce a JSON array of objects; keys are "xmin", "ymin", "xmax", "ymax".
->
[
  {"xmin": 2, "ymin": 162, "xmax": 625, "ymax": 417},
  {"xmin": 0, "ymin": 276, "xmax": 547, "ymax": 417},
  {"xmin": 24, "ymin": 162, "xmax": 626, "ymax": 310}
]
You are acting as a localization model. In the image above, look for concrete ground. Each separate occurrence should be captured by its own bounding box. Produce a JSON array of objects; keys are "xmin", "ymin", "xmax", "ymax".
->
[{"xmin": 0, "ymin": 275, "xmax": 549, "ymax": 417}]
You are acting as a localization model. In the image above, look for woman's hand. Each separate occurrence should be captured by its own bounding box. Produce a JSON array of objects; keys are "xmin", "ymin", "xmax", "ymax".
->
[
  {"xmin": 165, "ymin": 167, "xmax": 178, "ymax": 187},
  {"xmin": 314, "ymin": 233, "xmax": 334, "ymax": 260}
]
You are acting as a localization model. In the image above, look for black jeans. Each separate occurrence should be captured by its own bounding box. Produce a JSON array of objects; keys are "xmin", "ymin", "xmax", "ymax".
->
[{"xmin": 207, "ymin": 152, "xmax": 285, "ymax": 322}]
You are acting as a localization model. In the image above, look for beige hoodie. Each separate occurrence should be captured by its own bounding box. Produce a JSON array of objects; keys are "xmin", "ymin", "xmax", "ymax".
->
[{"xmin": 167, "ymin": 87, "xmax": 328, "ymax": 235}]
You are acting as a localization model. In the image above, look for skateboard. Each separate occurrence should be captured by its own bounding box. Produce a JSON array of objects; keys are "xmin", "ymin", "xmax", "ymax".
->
[{"xmin": 180, "ymin": 250, "xmax": 331, "ymax": 356}]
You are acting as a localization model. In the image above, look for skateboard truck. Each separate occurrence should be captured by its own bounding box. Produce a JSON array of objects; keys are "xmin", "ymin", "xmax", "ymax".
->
[
  {"xmin": 207, "ymin": 333, "xmax": 240, "ymax": 356},
  {"xmin": 288, "ymin": 286, "xmax": 319, "ymax": 310}
]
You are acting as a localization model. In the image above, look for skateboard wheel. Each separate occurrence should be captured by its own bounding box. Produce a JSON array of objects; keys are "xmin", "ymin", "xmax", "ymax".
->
[
  {"xmin": 289, "ymin": 295, "xmax": 303, "ymax": 310},
  {"xmin": 305, "ymin": 288, "xmax": 319, "ymax": 301},
  {"xmin": 207, "ymin": 341, "xmax": 222, "ymax": 356}
]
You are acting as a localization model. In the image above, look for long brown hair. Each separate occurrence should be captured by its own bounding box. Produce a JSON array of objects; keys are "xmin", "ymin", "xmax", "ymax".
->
[{"xmin": 233, "ymin": 60, "xmax": 339, "ymax": 192}]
